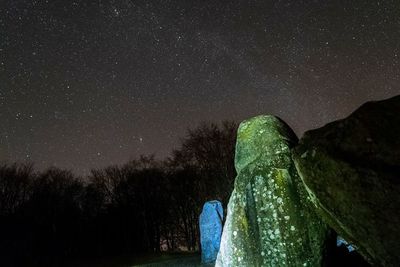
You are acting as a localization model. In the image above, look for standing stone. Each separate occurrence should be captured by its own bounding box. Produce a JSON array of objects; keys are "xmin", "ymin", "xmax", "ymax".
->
[
  {"xmin": 293, "ymin": 95, "xmax": 400, "ymax": 266},
  {"xmin": 216, "ymin": 115, "xmax": 329, "ymax": 267},
  {"xmin": 200, "ymin": 200, "xmax": 224, "ymax": 264}
]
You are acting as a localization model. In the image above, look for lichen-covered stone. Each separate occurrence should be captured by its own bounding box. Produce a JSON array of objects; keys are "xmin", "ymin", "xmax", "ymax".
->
[
  {"xmin": 293, "ymin": 95, "xmax": 400, "ymax": 266},
  {"xmin": 216, "ymin": 115, "xmax": 329, "ymax": 267},
  {"xmin": 200, "ymin": 200, "xmax": 223, "ymax": 264}
]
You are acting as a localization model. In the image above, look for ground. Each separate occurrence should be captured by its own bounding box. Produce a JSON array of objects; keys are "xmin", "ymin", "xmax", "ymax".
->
[{"xmin": 62, "ymin": 252, "xmax": 209, "ymax": 267}]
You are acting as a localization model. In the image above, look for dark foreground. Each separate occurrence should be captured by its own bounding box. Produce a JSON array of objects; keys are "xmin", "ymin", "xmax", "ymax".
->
[
  {"xmin": 133, "ymin": 255, "xmax": 204, "ymax": 267},
  {"xmin": 57, "ymin": 244, "xmax": 371, "ymax": 267},
  {"xmin": 60, "ymin": 246, "xmax": 369, "ymax": 267},
  {"xmin": 61, "ymin": 252, "xmax": 203, "ymax": 267}
]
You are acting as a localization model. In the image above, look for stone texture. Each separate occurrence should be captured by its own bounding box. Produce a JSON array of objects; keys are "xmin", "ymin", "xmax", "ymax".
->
[
  {"xmin": 216, "ymin": 115, "xmax": 329, "ymax": 267},
  {"xmin": 199, "ymin": 200, "xmax": 223, "ymax": 264},
  {"xmin": 293, "ymin": 95, "xmax": 400, "ymax": 266}
]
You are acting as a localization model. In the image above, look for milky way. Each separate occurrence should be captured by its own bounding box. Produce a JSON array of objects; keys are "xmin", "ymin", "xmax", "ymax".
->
[{"xmin": 1, "ymin": 0, "xmax": 399, "ymax": 174}]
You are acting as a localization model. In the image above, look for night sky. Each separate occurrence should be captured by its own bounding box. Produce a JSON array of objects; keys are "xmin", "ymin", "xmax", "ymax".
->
[{"xmin": 1, "ymin": 0, "xmax": 399, "ymax": 175}]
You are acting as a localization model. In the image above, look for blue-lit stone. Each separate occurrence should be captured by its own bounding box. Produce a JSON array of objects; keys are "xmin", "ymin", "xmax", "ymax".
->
[
  {"xmin": 199, "ymin": 200, "xmax": 224, "ymax": 264},
  {"xmin": 337, "ymin": 236, "xmax": 355, "ymax": 252}
]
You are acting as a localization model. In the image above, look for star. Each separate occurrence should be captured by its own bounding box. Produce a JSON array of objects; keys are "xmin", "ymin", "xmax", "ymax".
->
[{"xmin": 1, "ymin": 0, "xmax": 398, "ymax": 174}]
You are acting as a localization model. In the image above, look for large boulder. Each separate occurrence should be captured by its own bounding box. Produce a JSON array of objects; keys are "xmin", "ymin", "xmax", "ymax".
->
[
  {"xmin": 293, "ymin": 95, "xmax": 400, "ymax": 266},
  {"xmin": 199, "ymin": 200, "xmax": 224, "ymax": 264},
  {"xmin": 216, "ymin": 115, "xmax": 329, "ymax": 267}
]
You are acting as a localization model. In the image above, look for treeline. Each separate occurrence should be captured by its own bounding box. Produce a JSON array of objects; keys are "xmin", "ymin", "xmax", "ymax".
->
[{"xmin": 0, "ymin": 121, "xmax": 237, "ymax": 266}]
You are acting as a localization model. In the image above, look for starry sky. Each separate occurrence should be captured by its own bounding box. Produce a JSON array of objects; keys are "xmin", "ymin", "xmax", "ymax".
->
[{"xmin": 1, "ymin": 0, "xmax": 399, "ymax": 175}]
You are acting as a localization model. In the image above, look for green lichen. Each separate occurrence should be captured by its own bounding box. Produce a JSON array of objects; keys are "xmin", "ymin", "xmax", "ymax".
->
[
  {"xmin": 216, "ymin": 115, "xmax": 329, "ymax": 267},
  {"xmin": 293, "ymin": 145, "xmax": 382, "ymax": 265}
]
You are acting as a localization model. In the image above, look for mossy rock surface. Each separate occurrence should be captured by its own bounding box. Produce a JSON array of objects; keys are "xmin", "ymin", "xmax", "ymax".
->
[
  {"xmin": 216, "ymin": 115, "xmax": 329, "ymax": 267},
  {"xmin": 293, "ymin": 95, "xmax": 400, "ymax": 267}
]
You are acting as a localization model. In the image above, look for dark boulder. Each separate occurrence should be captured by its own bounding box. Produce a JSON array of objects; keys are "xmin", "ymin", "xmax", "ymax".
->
[{"xmin": 293, "ymin": 95, "xmax": 400, "ymax": 266}]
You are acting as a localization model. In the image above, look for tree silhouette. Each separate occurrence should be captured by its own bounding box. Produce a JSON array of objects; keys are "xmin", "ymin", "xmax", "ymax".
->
[{"xmin": 0, "ymin": 121, "xmax": 238, "ymax": 266}]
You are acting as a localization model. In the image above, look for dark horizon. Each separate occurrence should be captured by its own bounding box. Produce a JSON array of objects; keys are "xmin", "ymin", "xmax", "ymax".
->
[{"xmin": 2, "ymin": 1, "xmax": 399, "ymax": 174}]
